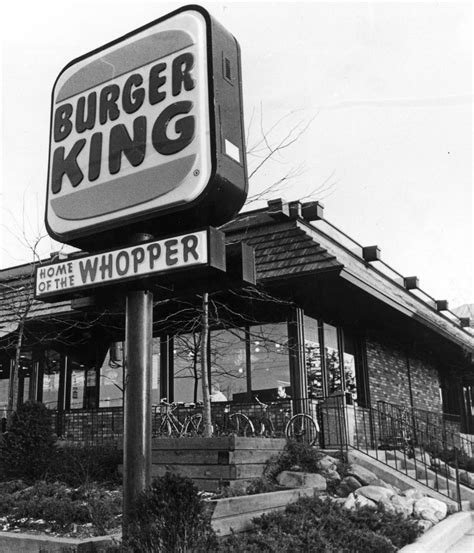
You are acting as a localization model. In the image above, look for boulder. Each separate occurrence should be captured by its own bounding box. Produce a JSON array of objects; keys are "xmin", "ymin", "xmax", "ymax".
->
[
  {"xmin": 343, "ymin": 493, "xmax": 357, "ymax": 510},
  {"xmin": 355, "ymin": 494, "xmax": 377, "ymax": 510},
  {"xmin": 323, "ymin": 469, "xmax": 341, "ymax": 483},
  {"xmin": 347, "ymin": 464, "xmax": 378, "ymax": 486},
  {"xmin": 417, "ymin": 519, "xmax": 434, "ymax": 532},
  {"xmin": 377, "ymin": 496, "xmax": 397, "ymax": 514},
  {"xmin": 413, "ymin": 497, "xmax": 448, "ymax": 522},
  {"xmin": 390, "ymin": 495, "xmax": 414, "ymax": 517},
  {"xmin": 276, "ymin": 471, "xmax": 327, "ymax": 491},
  {"xmin": 335, "ymin": 476, "xmax": 362, "ymax": 497},
  {"xmin": 355, "ymin": 485, "xmax": 395, "ymax": 504},
  {"xmin": 316, "ymin": 455, "xmax": 339, "ymax": 472},
  {"xmin": 401, "ymin": 488, "xmax": 425, "ymax": 501}
]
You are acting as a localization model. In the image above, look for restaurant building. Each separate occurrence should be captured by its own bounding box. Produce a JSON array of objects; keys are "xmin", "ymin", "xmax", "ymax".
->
[{"xmin": 1, "ymin": 199, "xmax": 473, "ymax": 448}]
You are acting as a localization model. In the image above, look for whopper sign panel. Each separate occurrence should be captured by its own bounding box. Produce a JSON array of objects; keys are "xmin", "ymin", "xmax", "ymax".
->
[
  {"xmin": 46, "ymin": 5, "xmax": 247, "ymax": 249},
  {"xmin": 35, "ymin": 228, "xmax": 225, "ymax": 299}
]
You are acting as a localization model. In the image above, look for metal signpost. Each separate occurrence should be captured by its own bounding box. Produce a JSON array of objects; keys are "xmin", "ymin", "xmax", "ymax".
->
[{"xmin": 38, "ymin": 4, "xmax": 248, "ymax": 539}]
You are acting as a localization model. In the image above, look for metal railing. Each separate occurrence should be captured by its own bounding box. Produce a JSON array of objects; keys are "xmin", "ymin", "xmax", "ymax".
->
[
  {"xmin": 48, "ymin": 396, "xmax": 350, "ymax": 447},
  {"xmin": 352, "ymin": 401, "xmax": 466, "ymax": 508}
]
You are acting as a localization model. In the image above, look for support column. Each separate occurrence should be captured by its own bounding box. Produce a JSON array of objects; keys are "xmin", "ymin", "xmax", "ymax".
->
[{"xmin": 123, "ymin": 288, "xmax": 153, "ymax": 534}]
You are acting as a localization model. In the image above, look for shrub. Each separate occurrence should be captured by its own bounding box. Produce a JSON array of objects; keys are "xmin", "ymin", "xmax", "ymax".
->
[
  {"xmin": 0, "ymin": 480, "xmax": 121, "ymax": 535},
  {"xmin": 0, "ymin": 401, "xmax": 56, "ymax": 481},
  {"xmin": 125, "ymin": 472, "xmax": 217, "ymax": 553},
  {"xmin": 49, "ymin": 444, "xmax": 122, "ymax": 487},
  {"xmin": 217, "ymin": 495, "xmax": 422, "ymax": 553},
  {"xmin": 264, "ymin": 439, "xmax": 325, "ymax": 480}
]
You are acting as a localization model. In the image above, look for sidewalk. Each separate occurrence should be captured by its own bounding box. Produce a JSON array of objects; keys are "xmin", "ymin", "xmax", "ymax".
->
[
  {"xmin": 444, "ymin": 521, "xmax": 474, "ymax": 553},
  {"xmin": 399, "ymin": 512, "xmax": 474, "ymax": 553}
]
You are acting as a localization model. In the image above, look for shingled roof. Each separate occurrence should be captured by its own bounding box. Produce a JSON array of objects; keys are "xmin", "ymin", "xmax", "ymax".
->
[{"xmin": 222, "ymin": 210, "xmax": 343, "ymax": 281}]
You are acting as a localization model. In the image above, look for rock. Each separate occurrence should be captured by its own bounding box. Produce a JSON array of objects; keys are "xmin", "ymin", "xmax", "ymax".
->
[
  {"xmin": 277, "ymin": 471, "xmax": 327, "ymax": 491},
  {"xmin": 370, "ymin": 478, "xmax": 392, "ymax": 489},
  {"xmin": 355, "ymin": 495, "xmax": 378, "ymax": 510},
  {"xmin": 323, "ymin": 469, "xmax": 341, "ymax": 483},
  {"xmin": 355, "ymin": 485, "xmax": 395, "ymax": 504},
  {"xmin": 401, "ymin": 488, "xmax": 425, "ymax": 501},
  {"xmin": 344, "ymin": 493, "xmax": 357, "ymax": 510},
  {"xmin": 335, "ymin": 476, "xmax": 362, "ymax": 497},
  {"xmin": 390, "ymin": 495, "xmax": 414, "ymax": 517},
  {"xmin": 417, "ymin": 519, "xmax": 434, "ymax": 532},
  {"xmin": 413, "ymin": 497, "xmax": 448, "ymax": 522},
  {"xmin": 460, "ymin": 471, "xmax": 474, "ymax": 487},
  {"xmin": 347, "ymin": 465, "xmax": 378, "ymax": 486},
  {"xmin": 418, "ymin": 509, "xmax": 440, "ymax": 524},
  {"xmin": 378, "ymin": 496, "xmax": 397, "ymax": 514},
  {"xmin": 316, "ymin": 455, "xmax": 339, "ymax": 472}
]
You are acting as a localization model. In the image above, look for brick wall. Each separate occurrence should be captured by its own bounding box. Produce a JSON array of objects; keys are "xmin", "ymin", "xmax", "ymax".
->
[{"xmin": 366, "ymin": 334, "xmax": 442, "ymax": 414}]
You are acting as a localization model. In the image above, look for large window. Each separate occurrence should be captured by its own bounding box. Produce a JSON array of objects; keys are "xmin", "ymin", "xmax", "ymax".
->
[
  {"xmin": 324, "ymin": 323, "xmax": 342, "ymax": 395},
  {"xmin": 210, "ymin": 328, "xmax": 247, "ymax": 402},
  {"xmin": 174, "ymin": 333, "xmax": 202, "ymax": 403},
  {"xmin": 304, "ymin": 316, "xmax": 323, "ymax": 398},
  {"xmin": 99, "ymin": 343, "xmax": 124, "ymax": 408},
  {"xmin": 303, "ymin": 318, "xmax": 366, "ymax": 403},
  {"xmin": 0, "ymin": 356, "xmax": 10, "ymax": 415},
  {"xmin": 249, "ymin": 323, "xmax": 290, "ymax": 399},
  {"xmin": 41, "ymin": 349, "xmax": 62, "ymax": 409}
]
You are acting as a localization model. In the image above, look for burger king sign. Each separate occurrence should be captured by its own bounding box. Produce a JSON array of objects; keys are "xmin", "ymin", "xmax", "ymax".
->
[{"xmin": 46, "ymin": 5, "xmax": 247, "ymax": 250}]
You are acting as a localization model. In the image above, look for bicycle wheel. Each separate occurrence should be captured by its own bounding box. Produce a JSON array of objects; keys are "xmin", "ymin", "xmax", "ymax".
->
[
  {"xmin": 228, "ymin": 413, "xmax": 255, "ymax": 436},
  {"xmin": 285, "ymin": 414, "xmax": 319, "ymax": 446},
  {"xmin": 184, "ymin": 414, "xmax": 203, "ymax": 436},
  {"xmin": 256, "ymin": 417, "xmax": 274, "ymax": 438},
  {"xmin": 157, "ymin": 416, "xmax": 173, "ymax": 437}
]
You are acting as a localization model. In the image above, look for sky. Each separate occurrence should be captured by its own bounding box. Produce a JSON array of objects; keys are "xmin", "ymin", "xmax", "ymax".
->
[{"xmin": 0, "ymin": 0, "xmax": 472, "ymax": 308}]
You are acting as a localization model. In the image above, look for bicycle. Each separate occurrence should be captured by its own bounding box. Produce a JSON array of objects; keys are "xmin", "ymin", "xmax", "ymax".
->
[
  {"xmin": 285, "ymin": 408, "xmax": 320, "ymax": 446},
  {"xmin": 253, "ymin": 396, "xmax": 276, "ymax": 437},
  {"xmin": 212, "ymin": 403, "xmax": 254, "ymax": 436},
  {"xmin": 154, "ymin": 399, "xmax": 203, "ymax": 437}
]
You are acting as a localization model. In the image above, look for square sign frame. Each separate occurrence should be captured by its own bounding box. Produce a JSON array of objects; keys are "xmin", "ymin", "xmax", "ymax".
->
[{"xmin": 46, "ymin": 4, "xmax": 247, "ymax": 250}]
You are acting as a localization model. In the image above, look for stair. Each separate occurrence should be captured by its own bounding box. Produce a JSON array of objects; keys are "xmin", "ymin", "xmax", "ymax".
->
[{"xmin": 350, "ymin": 448, "xmax": 474, "ymax": 510}]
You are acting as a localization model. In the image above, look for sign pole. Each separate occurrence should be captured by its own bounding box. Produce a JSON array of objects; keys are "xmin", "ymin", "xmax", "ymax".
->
[{"xmin": 123, "ymin": 286, "xmax": 153, "ymax": 537}]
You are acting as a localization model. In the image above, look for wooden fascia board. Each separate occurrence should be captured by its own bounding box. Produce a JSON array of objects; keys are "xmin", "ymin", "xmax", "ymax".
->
[
  {"xmin": 297, "ymin": 221, "xmax": 474, "ymax": 351},
  {"xmin": 339, "ymin": 269, "xmax": 413, "ymax": 318}
]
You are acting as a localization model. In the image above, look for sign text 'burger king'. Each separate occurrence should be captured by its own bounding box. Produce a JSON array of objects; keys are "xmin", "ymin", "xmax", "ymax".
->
[{"xmin": 46, "ymin": 6, "xmax": 247, "ymax": 249}]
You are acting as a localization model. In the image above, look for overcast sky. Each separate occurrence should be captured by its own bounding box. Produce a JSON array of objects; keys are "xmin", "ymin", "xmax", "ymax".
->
[{"xmin": 1, "ymin": 1, "xmax": 472, "ymax": 307}]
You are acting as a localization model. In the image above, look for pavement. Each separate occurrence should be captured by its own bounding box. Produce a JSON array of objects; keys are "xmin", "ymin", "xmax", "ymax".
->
[
  {"xmin": 444, "ymin": 521, "xmax": 474, "ymax": 553},
  {"xmin": 399, "ymin": 511, "xmax": 474, "ymax": 553}
]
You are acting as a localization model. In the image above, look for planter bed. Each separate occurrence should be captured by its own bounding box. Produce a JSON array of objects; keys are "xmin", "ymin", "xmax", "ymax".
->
[
  {"xmin": 210, "ymin": 486, "xmax": 317, "ymax": 535},
  {"xmin": 0, "ymin": 531, "xmax": 119, "ymax": 553}
]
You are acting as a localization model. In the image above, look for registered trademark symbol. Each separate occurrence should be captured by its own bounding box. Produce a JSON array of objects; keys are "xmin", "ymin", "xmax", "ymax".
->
[{"xmin": 193, "ymin": 169, "xmax": 200, "ymax": 176}]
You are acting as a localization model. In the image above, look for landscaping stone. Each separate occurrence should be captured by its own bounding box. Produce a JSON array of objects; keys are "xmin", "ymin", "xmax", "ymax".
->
[
  {"xmin": 316, "ymin": 455, "xmax": 339, "ymax": 472},
  {"xmin": 416, "ymin": 519, "xmax": 434, "ymax": 532},
  {"xmin": 335, "ymin": 476, "xmax": 361, "ymax": 497},
  {"xmin": 343, "ymin": 493, "xmax": 357, "ymax": 510},
  {"xmin": 276, "ymin": 471, "xmax": 326, "ymax": 491},
  {"xmin": 413, "ymin": 497, "xmax": 448, "ymax": 523},
  {"xmin": 347, "ymin": 464, "xmax": 378, "ymax": 486},
  {"xmin": 354, "ymin": 494, "xmax": 377, "ymax": 510},
  {"xmin": 355, "ymin": 485, "xmax": 395, "ymax": 503},
  {"xmin": 401, "ymin": 488, "xmax": 425, "ymax": 501},
  {"xmin": 323, "ymin": 469, "xmax": 341, "ymax": 483},
  {"xmin": 390, "ymin": 495, "xmax": 414, "ymax": 517}
]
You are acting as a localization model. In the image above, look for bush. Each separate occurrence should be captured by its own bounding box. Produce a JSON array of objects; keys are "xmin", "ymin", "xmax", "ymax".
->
[
  {"xmin": 0, "ymin": 401, "xmax": 56, "ymax": 481},
  {"xmin": 217, "ymin": 496, "xmax": 422, "ymax": 552},
  {"xmin": 0, "ymin": 480, "xmax": 122, "ymax": 535},
  {"xmin": 125, "ymin": 473, "xmax": 217, "ymax": 553},
  {"xmin": 49, "ymin": 444, "xmax": 122, "ymax": 487},
  {"xmin": 264, "ymin": 440, "xmax": 326, "ymax": 481}
]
